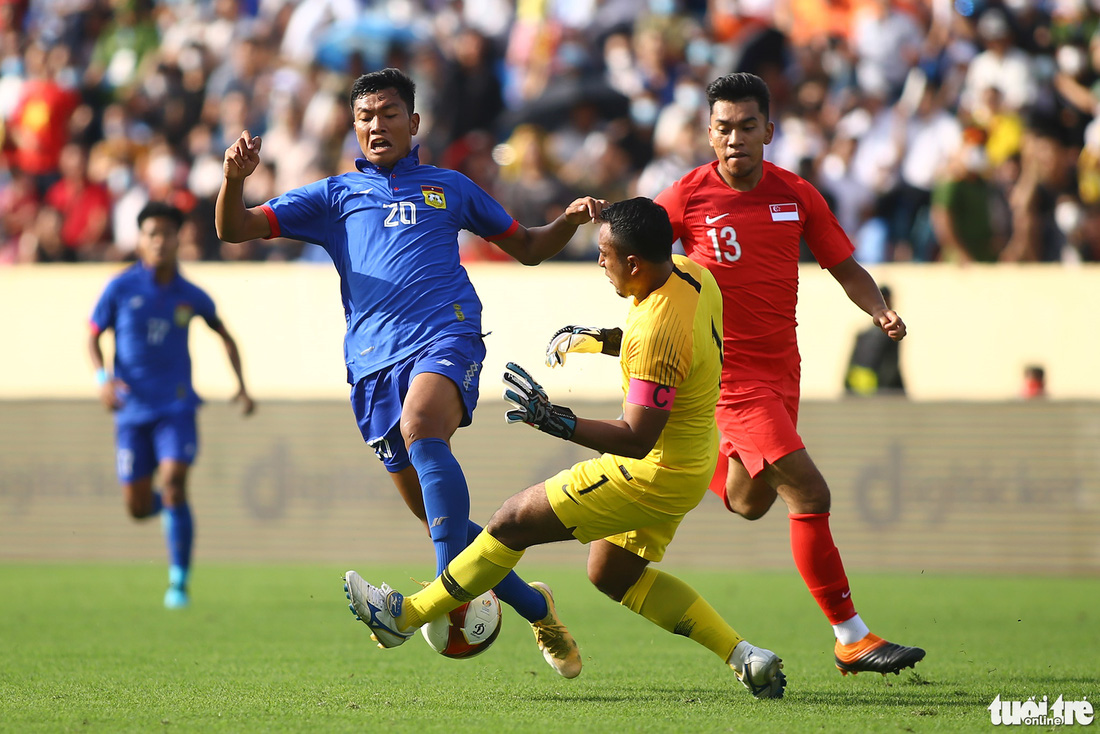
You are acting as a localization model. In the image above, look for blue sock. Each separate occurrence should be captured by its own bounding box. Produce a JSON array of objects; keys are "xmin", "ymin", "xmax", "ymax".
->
[
  {"xmin": 408, "ymin": 438, "xmax": 471, "ymax": 577},
  {"xmin": 162, "ymin": 503, "xmax": 193, "ymax": 587},
  {"xmin": 467, "ymin": 520, "xmax": 549, "ymax": 623}
]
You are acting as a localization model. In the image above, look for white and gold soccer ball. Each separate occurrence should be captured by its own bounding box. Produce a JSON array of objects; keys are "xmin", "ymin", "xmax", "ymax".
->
[{"xmin": 420, "ymin": 590, "xmax": 503, "ymax": 659}]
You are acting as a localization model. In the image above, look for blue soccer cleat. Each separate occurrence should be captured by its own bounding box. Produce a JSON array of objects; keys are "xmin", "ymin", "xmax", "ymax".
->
[
  {"xmin": 164, "ymin": 585, "xmax": 189, "ymax": 609},
  {"xmin": 343, "ymin": 570, "xmax": 413, "ymax": 649}
]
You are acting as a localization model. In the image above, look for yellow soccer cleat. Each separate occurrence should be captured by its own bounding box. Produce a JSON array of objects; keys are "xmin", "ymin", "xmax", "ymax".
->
[{"xmin": 528, "ymin": 582, "xmax": 582, "ymax": 678}]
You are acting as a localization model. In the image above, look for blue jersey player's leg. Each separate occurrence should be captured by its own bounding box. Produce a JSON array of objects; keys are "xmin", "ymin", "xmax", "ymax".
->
[
  {"xmin": 118, "ymin": 420, "xmax": 164, "ymax": 519},
  {"xmin": 402, "ymin": 338, "xmax": 551, "ymax": 624},
  {"xmin": 354, "ymin": 336, "xmax": 550, "ymax": 625},
  {"xmin": 152, "ymin": 411, "xmax": 199, "ymax": 608}
]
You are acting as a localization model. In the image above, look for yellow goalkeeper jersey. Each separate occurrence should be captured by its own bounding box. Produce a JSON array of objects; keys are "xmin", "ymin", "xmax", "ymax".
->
[{"xmin": 615, "ymin": 254, "xmax": 723, "ymax": 512}]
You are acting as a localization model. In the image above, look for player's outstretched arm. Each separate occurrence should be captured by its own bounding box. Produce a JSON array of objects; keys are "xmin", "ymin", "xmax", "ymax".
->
[
  {"xmin": 827, "ymin": 256, "xmax": 907, "ymax": 341},
  {"xmin": 88, "ymin": 329, "xmax": 120, "ymax": 411},
  {"xmin": 210, "ymin": 320, "xmax": 255, "ymax": 416},
  {"xmin": 215, "ymin": 130, "xmax": 272, "ymax": 244},
  {"xmin": 493, "ymin": 196, "xmax": 608, "ymax": 266},
  {"xmin": 545, "ymin": 325, "xmax": 622, "ymax": 368},
  {"xmin": 502, "ymin": 363, "xmax": 668, "ymax": 459}
]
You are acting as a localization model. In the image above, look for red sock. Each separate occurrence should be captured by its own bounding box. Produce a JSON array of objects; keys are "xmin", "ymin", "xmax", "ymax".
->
[{"xmin": 789, "ymin": 512, "xmax": 856, "ymax": 624}]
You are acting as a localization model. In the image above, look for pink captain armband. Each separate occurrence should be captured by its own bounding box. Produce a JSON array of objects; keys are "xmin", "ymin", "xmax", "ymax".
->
[{"xmin": 626, "ymin": 378, "xmax": 676, "ymax": 410}]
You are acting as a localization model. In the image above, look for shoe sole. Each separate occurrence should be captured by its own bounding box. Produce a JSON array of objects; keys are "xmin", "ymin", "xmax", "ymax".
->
[{"xmin": 835, "ymin": 648, "xmax": 926, "ymax": 677}]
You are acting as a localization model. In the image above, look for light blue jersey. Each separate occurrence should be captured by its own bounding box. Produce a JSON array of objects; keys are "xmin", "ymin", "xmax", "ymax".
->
[
  {"xmin": 262, "ymin": 147, "xmax": 517, "ymax": 383},
  {"xmin": 90, "ymin": 263, "xmax": 218, "ymax": 425}
]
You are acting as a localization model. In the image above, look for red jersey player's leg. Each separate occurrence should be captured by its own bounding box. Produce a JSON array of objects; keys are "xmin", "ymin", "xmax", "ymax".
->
[{"xmin": 715, "ymin": 382, "xmax": 924, "ymax": 676}]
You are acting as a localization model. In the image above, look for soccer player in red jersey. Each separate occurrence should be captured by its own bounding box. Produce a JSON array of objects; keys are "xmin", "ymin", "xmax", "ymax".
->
[{"xmin": 655, "ymin": 72, "xmax": 925, "ymax": 676}]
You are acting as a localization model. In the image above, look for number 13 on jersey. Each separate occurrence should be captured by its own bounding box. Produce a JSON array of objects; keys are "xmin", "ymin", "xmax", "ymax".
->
[{"xmin": 708, "ymin": 226, "xmax": 741, "ymax": 263}]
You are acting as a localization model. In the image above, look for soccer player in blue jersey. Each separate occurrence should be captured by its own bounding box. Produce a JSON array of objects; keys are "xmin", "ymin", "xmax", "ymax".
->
[
  {"xmin": 215, "ymin": 67, "xmax": 605, "ymax": 676},
  {"xmin": 89, "ymin": 201, "xmax": 255, "ymax": 609}
]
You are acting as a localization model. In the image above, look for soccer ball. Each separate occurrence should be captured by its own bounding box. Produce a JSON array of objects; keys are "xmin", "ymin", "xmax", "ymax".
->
[{"xmin": 420, "ymin": 590, "xmax": 503, "ymax": 659}]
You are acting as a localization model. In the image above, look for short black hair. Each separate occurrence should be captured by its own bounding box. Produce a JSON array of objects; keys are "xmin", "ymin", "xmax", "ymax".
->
[
  {"xmin": 600, "ymin": 197, "xmax": 673, "ymax": 264},
  {"xmin": 137, "ymin": 201, "xmax": 184, "ymax": 229},
  {"xmin": 706, "ymin": 72, "xmax": 771, "ymax": 120},
  {"xmin": 349, "ymin": 68, "xmax": 416, "ymax": 115}
]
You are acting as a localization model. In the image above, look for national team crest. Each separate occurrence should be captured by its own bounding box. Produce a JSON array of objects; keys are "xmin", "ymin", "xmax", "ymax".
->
[
  {"xmin": 769, "ymin": 202, "xmax": 799, "ymax": 221},
  {"xmin": 422, "ymin": 185, "xmax": 447, "ymax": 209},
  {"xmin": 174, "ymin": 304, "xmax": 194, "ymax": 327}
]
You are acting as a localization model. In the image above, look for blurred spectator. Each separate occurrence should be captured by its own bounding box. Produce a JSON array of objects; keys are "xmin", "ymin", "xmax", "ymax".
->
[
  {"xmin": 84, "ymin": 0, "xmax": 160, "ymax": 104},
  {"xmin": 929, "ymin": 136, "xmax": 1007, "ymax": 264},
  {"xmin": 844, "ymin": 286, "xmax": 906, "ymax": 397},
  {"xmin": 633, "ymin": 102, "xmax": 705, "ymax": 200},
  {"xmin": 1021, "ymin": 364, "xmax": 1046, "ymax": 399},
  {"xmin": 960, "ymin": 9, "xmax": 1036, "ymax": 115},
  {"xmin": 493, "ymin": 124, "xmax": 574, "ymax": 235},
  {"xmin": 1003, "ymin": 119, "xmax": 1074, "ymax": 262},
  {"xmin": 972, "ymin": 87, "xmax": 1024, "ymax": 168},
  {"xmin": 42, "ymin": 142, "xmax": 112, "ymax": 259},
  {"xmin": 892, "ymin": 71, "xmax": 962, "ymax": 261},
  {"xmin": 3, "ymin": 41, "xmax": 80, "ymax": 191},
  {"xmin": 851, "ymin": 0, "xmax": 924, "ymax": 102},
  {"xmin": 0, "ymin": 166, "xmax": 39, "ymax": 260},
  {"xmin": 19, "ymin": 205, "xmax": 73, "ymax": 262},
  {"xmin": 432, "ymin": 28, "xmax": 503, "ymax": 159}
]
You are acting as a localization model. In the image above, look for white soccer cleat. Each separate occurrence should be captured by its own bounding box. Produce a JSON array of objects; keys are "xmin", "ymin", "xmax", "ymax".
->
[
  {"xmin": 528, "ymin": 582, "xmax": 582, "ymax": 678},
  {"xmin": 343, "ymin": 570, "xmax": 413, "ymax": 649},
  {"xmin": 730, "ymin": 641, "xmax": 786, "ymax": 699}
]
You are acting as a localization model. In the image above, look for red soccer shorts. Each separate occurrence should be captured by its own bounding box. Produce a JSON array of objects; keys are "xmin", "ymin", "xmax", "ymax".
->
[{"xmin": 709, "ymin": 379, "xmax": 805, "ymax": 504}]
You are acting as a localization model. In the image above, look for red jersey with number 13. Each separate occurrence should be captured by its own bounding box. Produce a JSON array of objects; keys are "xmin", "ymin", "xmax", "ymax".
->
[{"xmin": 655, "ymin": 160, "xmax": 853, "ymax": 388}]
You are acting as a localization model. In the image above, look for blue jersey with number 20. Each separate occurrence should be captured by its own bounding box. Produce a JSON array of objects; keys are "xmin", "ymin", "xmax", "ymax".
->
[{"xmin": 261, "ymin": 147, "xmax": 517, "ymax": 384}]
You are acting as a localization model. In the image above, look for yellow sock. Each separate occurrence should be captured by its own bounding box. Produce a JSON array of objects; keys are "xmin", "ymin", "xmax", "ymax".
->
[
  {"xmin": 620, "ymin": 567, "xmax": 743, "ymax": 662},
  {"xmin": 402, "ymin": 530, "xmax": 524, "ymax": 629}
]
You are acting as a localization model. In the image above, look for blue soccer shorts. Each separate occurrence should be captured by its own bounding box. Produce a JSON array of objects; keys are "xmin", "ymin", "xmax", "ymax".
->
[
  {"xmin": 351, "ymin": 332, "xmax": 486, "ymax": 472},
  {"xmin": 115, "ymin": 411, "xmax": 199, "ymax": 483}
]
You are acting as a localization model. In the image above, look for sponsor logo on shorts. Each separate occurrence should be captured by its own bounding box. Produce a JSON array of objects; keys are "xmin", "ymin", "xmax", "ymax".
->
[
  {"xmin": 367, "ymin": 437, "xmax": 394, "ymax": 461},
  {"xmin": 462, "ymin": 361, "xmax": 480, "ymax": 391}
]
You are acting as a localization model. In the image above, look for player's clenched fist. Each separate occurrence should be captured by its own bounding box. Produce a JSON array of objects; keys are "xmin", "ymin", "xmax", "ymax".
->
[
  {"xmin": 874, "ymin": 310, "xmax": 906, "ymax": 341},
  {"xmin": 224, "ymin": 130, "xmax": 262, "ymax": 180}
]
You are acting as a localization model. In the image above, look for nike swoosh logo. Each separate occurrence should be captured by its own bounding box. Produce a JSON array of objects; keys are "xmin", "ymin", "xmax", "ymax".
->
[
  {"xmin": 841, "ymin": 590, "xmax": 851, "ymax": 598},
  {"xmin": 355, "ymin": 188, "xmax": 374, "ymax": 195},
  {"xmin": 705, "ymin": 213, "xmax": 729, "ymax": 224}
]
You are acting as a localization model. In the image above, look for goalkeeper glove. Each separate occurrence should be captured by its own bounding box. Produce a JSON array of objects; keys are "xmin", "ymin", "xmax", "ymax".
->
[
  {"xmin": 545, "ymin": 325, "xmax": 623, "ymax": 368},
  {"xmin": 502, "ymin": 362, "xmax": 577, "ymax": 440}
]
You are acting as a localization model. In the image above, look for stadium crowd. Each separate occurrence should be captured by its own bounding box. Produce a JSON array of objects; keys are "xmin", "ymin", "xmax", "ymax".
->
[{"xmin": 2, "ymin": 0, "xmax": 1099, "ymax": 265}]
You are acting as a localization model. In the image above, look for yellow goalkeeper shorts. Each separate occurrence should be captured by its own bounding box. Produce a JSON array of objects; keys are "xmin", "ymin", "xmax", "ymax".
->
[{"xmin": 544, "ymin": 454, "xmax": 690, "ymax": 562}]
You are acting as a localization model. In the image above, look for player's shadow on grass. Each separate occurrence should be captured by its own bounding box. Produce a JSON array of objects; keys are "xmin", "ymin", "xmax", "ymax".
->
[
  {"xmin": 517, "ymin": 686, "xmax": 786, "ymax": 705},
  {"xmin": 792, "ymin": 689, "xmax": 986, "ymax": 708}
]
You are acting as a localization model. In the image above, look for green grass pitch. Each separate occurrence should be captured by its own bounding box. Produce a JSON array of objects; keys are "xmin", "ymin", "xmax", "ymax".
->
[{"xmin": 1, "ymin": 564, "xmax": 1096, "ymax": 733}]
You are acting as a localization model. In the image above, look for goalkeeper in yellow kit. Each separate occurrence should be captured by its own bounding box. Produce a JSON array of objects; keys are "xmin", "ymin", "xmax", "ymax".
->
[{"xmin": 343, "ymin": 197, "xmax": 786, "ymax": 698}]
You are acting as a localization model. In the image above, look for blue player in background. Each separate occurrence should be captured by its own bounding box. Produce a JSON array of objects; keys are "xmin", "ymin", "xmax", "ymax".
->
[
  {"xmin": 89, "ymin": 201, "xmax": 255, "ymax": 609},
  {"xmin": 216, "ymin": 67, "xmax": 605, "ymax": 677}
]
